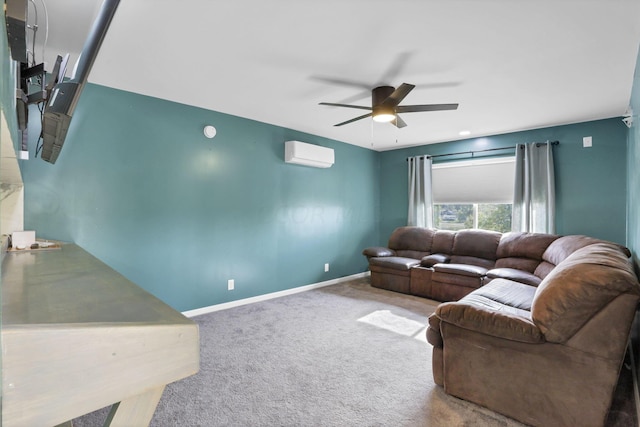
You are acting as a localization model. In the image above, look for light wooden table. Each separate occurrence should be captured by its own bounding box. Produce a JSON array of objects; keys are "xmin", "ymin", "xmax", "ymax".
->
[{"xmin": 1, "ymin": 244, "xmax": 200, "ymax": 426}]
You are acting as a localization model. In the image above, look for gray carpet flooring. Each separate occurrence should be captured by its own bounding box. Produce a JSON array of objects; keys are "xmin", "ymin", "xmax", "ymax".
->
[{"xmin": 74, "ymin": 277, "xmax": 636, "ymax": 426}]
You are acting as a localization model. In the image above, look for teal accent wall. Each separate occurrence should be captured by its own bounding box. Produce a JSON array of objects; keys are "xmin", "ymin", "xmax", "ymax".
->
[
  {"xmin": 379, "ymin": 118, "xmax": 629, "ymax": 245},
  {"xmin": 21, "ymin": 84, "xmax": 380, "ymax": 311},
  {"xmin": 628, "ymin": 43, "xmax": 640, "ymax": 273}
]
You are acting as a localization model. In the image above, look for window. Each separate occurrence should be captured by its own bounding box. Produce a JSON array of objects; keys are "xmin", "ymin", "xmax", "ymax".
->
[
  {"xmin": 434, "ymin": 203, "xmax": 512, "ymax": 232},
  {"xmin": 432, "ymin": 157, "xmax": 515, "ymax": 233}
]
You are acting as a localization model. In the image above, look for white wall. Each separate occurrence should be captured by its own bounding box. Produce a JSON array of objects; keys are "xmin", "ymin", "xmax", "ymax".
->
[{"xmin": 1, "ymin": 109, "xmax": 24, "ymax": 237}]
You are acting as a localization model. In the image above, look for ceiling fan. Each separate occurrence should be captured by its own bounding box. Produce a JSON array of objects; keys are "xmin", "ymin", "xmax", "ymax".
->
[{"xmin": 319, "ymin": 83, "xmax": 458, "ymax": 128}]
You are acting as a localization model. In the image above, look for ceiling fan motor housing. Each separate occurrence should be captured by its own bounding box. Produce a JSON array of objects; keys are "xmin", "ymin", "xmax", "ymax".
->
[
  {"xmin": 372, "ymin": 86, "xmax": 396, "ymax": 120},
  {"xmin": 372, "ymin": 86, "xmax": 395, "ymax": 107}
]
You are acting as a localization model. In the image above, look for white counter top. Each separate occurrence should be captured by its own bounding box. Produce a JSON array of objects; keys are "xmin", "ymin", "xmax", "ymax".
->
[{"xmin": 2, "ymin": 243, "xmax": 200, "ymax": 426}]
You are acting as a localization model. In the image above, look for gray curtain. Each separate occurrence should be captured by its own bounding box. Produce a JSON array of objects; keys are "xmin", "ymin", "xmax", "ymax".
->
[
  {"xmin": 512, "ymin": 142, "xmax": 556, "ymax": 233},
  {"xmin": 407, "ymin": 155, "xmax": 434, "ymax": 227}
]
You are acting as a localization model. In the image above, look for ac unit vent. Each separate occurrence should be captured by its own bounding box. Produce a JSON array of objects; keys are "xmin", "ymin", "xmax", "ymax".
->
[{"xmin": 284, "ymin": 140, "xmax": 334, "ymax": 168}]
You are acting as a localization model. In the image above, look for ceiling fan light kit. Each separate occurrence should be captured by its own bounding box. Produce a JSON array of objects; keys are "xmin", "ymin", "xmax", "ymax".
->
[
  {"xmin": 372, "ymin": 113, "xmax": 395, "ymax": 123},
  {"xmin": 320, "ymin": 82, "xmax": 459, "ymax": 129},
  {"xmin": 372, "ymin": 106, "xmax": 396, "ymax": 123}
]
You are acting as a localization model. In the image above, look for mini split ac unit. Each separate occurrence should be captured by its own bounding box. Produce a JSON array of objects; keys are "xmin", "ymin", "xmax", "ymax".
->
[{"xmin": 284, "ymin": 140, "xmax": 334, "ymax": 168}]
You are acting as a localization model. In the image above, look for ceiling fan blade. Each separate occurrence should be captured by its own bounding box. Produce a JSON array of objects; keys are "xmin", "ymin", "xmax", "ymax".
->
[
  {"xmin": 391, "ymin": 115, "xmax": 407, "ymax": 128},
  {"xmin": 378, "ymin": 52, "xmax": 413, "ymax": 86},
  {"xmin": 381, "ymin": 83, "xmax": 415, "ymax": 107},
  {"xmin": 319, "ymin": 102, "xmax": 372, "ymax": 111},
  {"xmin": 334, "ymin": 112, "xmax": 372, "ymax": 127},
  {"xmin": 396, "ymin": 103, "xmax": 459, "ymax": 113},
  {"xmin": 311, "ymin": 76, "xmax": 371, "ymax": 90},
  {"xmin": 337, "ymin": 90, "xmax": 372, "ymax": 105}
]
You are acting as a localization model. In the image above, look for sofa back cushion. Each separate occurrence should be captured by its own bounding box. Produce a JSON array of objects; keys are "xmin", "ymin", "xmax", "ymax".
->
[
  {"xmin": 388, "ymin": 226, "xmax": 435, "ymax": 259},
  {"xmin": 531, "ymin": 243, "xmax": 640, "ymax": 343},
  {"xmin": 431, "ymin": 230, "xmax": 456, "ymax": 254},
  {"xmin": 450, "ymin": 229, "xmax": 501, "ymax": 269},
  {"xmin": 534, "ymin": 235, "xmax": 630, "ymax": 280},
  {"xmin": 495, "ymin": 232, "xmax": 560, "ymax": 274}
]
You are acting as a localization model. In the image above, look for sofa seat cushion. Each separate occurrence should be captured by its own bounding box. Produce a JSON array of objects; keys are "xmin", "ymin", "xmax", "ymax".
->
[
  {"xmin": 433, "ymin": 263, "xmax": 488, "ymax": 278},
  {"xmin": 486, "ymin": 268, "xmax": 542, "ymax": 287},
  {"xmin": 470, "ymin": 278, "xmax": 536, "ymax": 311},
  {"xmin": 436, "ymin": 279, "xmax": 544, "ymax": 343},
  {"xmin": 362, "ymin": 246, "xmax": 395, "ymax": 258},
  {"xmin": 369, "ymin": 256, "xmax": 420, "ymax": 271},
  {"xmin": 532, "ymin": 243, "xmax": 640, "ymax": 343}
]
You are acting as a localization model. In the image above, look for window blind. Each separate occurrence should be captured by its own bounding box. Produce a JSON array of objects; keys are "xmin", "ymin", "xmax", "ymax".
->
[{"xmin": 432, "ymin": 157, "xmax": 515, "ymax": 204}]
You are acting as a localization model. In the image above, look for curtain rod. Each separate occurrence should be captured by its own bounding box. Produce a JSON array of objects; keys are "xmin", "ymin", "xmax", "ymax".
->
[{"xmin": 407, "ymin": 140, "xmax": 559, "ymax": 161}]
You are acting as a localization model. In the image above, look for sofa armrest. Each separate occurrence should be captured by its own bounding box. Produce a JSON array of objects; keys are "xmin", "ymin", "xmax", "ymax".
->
[
  {"xmin": 421, "ymin": 253, "xmax": 451, "ymax": 267},
  {"xmin": 436, "ymin": 300, "xmax": 545, "ymax": 343},
  {"xmin": 362, "ymin": 246, "xmax": 395, "ymax": 258},
  {"xmin": 426, "ymin": 313, "xmax": 443, "ymax": 347}
]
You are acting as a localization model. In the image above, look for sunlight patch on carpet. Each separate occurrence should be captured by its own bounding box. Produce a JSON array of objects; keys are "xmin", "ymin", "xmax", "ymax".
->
[{"xmin": 357, "ymin": 310, "xmax": 427, "ymax": 341}]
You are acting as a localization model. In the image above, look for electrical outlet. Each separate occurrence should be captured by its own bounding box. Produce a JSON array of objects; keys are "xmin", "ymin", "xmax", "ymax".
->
[
  {"xmin": 324, "ymin": 263, "xmax": 329, "ymax": 272},
  {"xmin": 227, "ymin": 279, "xmax": 234, "ymax": 291}
]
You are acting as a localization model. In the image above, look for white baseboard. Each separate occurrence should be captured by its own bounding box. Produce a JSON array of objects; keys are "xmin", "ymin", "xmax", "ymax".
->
[{"xmin": 182, "ymin": 271, "xmax": 371, "ymax": 318}]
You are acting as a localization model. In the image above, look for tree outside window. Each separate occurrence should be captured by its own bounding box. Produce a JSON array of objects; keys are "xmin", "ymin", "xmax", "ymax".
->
[{"xmin": 434, "ymin": 204, "xmax": 512, "ymax": 233}]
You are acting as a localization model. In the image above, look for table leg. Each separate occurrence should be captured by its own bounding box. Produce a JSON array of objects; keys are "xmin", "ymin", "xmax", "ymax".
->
[{"xmin": 103, "ymin": 386, "xmax": 166, "ymax": 427}]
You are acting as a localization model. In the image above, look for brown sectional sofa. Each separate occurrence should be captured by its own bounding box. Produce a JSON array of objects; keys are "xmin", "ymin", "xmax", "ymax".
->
[{"xmin": 363, "ymin": 227, "xmax": 640, "ymax": 427}]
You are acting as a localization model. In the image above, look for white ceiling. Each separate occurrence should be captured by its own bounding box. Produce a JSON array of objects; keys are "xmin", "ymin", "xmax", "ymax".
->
[{"xmin": 28, "ymin": 0, "xmax": 640, "ymax": 151}]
